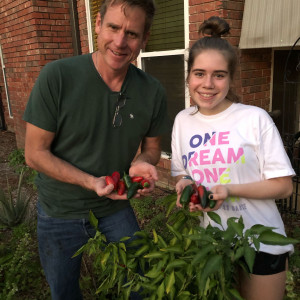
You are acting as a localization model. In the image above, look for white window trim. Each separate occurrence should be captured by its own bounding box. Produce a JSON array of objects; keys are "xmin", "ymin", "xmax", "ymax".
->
[{"xmin": 85, "ymin": 0, "xmax": 94, "ymax": 53}]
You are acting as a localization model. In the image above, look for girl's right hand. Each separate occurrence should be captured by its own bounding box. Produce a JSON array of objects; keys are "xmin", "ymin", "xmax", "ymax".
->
[{"xmin": 175, "ymin": 177, "xmax": 194, "ymax": 207}]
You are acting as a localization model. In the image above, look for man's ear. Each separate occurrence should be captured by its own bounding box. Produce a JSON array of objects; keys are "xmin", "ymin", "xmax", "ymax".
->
[
  {"xmin": 141, "ymin": 31, "xmax": 150, "ymax": 50},
  {"xmin": 95, "ymin": 12, "xmax": 102, "ymax": 34}
]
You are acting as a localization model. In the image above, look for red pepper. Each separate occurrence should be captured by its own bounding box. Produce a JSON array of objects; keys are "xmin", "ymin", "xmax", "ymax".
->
[
  {"xmin": 190, "ymin": 193, "xmax": 200, "ymax": 204},
  {"xmin": 131, "ymin": 176, "xmax": 144, "ymax": 183},
  {"xmin": 111, "ymin": 171, "xmax": 120, "ymax": 186},
  {"xmin": 140, "ymin": 179, "xmax": 150, "ymax": 188},
  {"xmin": 117, "ymin": 180, "xmax": 126, "ymax": 195},
  {"xmin": 105, "ymin": 176, "xmax": 116, "ymax": 189}
]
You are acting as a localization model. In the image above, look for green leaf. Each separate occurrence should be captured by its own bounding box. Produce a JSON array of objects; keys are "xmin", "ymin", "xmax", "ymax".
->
[
  {"xmin": 89, "ymin": 210, "xmax": 98, "ymax": 229},
  {"xmin": 165, "ymin": 259, "xmax": 187, "ymax": 271},
  {"xmin": 259, "ymin": 231, "xmax": 299, "ymax": 245},
  {"xmin": 166, "ymin": 223, "xmax": 183, "ymax": 241},
  {"xmin": 145, "ymin": 266, "xmax": 163, "ymax": 279},
  {"xmin": 199, "ymin": 254, "xmax": 222, "ymax": 290},
  {"xmin": 165, "ymin": 270, "xmax": 175, "ymax": 294},
  {"xmin": 153, "ymin": 228, "xmax": 158, "ymax": 243},
  {"xmin": 233, "ymin": 246, "xmax": 244, "ymax": 261},
  {"xmin": 244, "ymin": 245, "xmax": 256, "ymax": 273},
  {"xmin": 227, "ymin": 218, "xmax": 244, "ymax": 237},
  {"xmin": 191, "ymin": 244, "xmax": 215, "ymax": 265},
  {"xmin": 228, "ymin": 288, "xmax": 244, "ymax": 300},
  {"xmin": 160, "ymin": 245, "xmax": 183, "ymax": 254},
  {"xmin": 157, "ymin": 281, "xmax": 165, "ymax": 300},
  {"xmin": 166, "ymin": 199, "xmax": 177, "ymax": 217},
  {"xmin": 144, "ymin": 251, "xmax": 165, "ymax": 259},
  {"xmin": 249, "ymin": 224, "xmax": 276, "ymax": 235},
  {"xmin": 207, "ymin": 211, "xmax": 222, "ymax": 226}
]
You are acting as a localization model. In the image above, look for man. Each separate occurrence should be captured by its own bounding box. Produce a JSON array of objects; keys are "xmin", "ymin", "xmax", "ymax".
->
[{"xmin": 23, "ymin": 0, "xmax": 169, "ymax": 299}]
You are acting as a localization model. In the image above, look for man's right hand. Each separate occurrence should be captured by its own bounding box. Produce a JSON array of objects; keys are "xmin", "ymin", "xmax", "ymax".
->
[{"xmin": 93, "ymin": 176, "xmax": 129, "ymax": 200}]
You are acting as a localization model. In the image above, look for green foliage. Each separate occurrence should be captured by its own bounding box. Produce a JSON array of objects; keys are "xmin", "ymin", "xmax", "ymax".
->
[
  {"xmin": 8, "ymin": 148, "xmax": 37, "ymax": 188},
  {"xmin": 0, "ymin": 169, "xmax": 33, "ymax": 227},
  {"xmin": 75, "ymin": 194, "xmax": 299, "ymax": 300},
  {"xmin": 0, "ymin": 224, "xmax": 50, "ymax": 300}
]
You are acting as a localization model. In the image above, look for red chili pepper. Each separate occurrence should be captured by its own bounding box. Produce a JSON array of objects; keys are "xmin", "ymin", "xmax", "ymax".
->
[
  {"xmin": 140, "ymin": 179, "xmax": 150, "ymax": 188},
  {"xmin": 131, "ymin": 176, "xmax": 144, "ymax": 183},
  {"xmin": 117, "ymin": 180, "xmax": 126, "ymax": 195},
  {"xmin": 105, "ymin": 176, "xmax": 115, "ymax": 188},
  {"xmin": 197, "ymin": 185, "xmax": 205, "ymax": 198},
  {"xmin": 190, "ymin": 193, "xmax": 200, "ymax": 204},
  {"xmin": 111, "ymin": 171, "xmax": 120, "ymax": 185}
]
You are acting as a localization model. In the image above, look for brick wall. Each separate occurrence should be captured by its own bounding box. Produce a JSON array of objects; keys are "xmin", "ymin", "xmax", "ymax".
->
[{"xmin": 0, "ymin": 0, "xmax": 74, "ymax": 147}]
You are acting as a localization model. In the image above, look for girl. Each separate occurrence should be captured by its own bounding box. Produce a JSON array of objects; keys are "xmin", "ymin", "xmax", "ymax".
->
[{"xmin": 171, "ymin": 16, "xmax": 295, "ymax": 300}]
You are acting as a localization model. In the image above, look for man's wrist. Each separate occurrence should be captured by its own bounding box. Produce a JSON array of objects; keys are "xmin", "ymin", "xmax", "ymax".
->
[{"xmin": 182, "ymin": 175, "xmax": 193, "ymax": 181}]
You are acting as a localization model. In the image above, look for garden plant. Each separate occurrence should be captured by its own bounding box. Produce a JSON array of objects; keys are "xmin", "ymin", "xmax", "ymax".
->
[{"xmin": 74, "ymin": 194, "xmax": 299, "ymax": 300}]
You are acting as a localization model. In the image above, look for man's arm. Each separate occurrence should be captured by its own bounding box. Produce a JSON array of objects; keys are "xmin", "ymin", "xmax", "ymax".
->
[{"xmin": 24, "ymin": 123, "xmax": 114, "ymax": 196}]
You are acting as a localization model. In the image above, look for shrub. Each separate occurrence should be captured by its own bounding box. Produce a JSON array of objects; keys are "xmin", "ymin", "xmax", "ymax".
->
[
  {"xmin": 74, "ymin": 194, "xmax": 299, "ymax": 300},
  {"xmin": 0, "ymin": 169, "xmax": 33, "ymax": 227}
]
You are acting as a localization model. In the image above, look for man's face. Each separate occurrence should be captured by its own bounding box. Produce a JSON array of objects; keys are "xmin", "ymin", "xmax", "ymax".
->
[{"xmin": 95, "ymin": 4, "xmax": 149, "ymax": 74}]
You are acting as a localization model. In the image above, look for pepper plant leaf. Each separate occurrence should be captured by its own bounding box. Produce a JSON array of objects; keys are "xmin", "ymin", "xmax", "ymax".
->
[
  {"xmin": 207, "ymin": 211, "xmax": 222, "ymax": 226},
  {"xmin": 259, "ymin": 231, "xmax": 299, "ymax": 245}
]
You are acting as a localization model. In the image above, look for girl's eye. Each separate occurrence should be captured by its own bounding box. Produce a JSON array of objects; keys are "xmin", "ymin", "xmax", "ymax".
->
[
  {"xmin": 195, "ymin": 72, "xmax": 204, "ymax": 77},
  {"xmin": 214, "ymin": 73, "xmax": 226, "ymax": 79}
]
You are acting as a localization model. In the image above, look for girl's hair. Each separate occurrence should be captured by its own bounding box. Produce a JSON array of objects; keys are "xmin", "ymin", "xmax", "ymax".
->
[
  {"xmin": 99, "ymin": 0, "xmax": 155, "ymax": 35},
  {"xmin": 187, "ymin": 16, "xmax": 240, "ymax": 103}
]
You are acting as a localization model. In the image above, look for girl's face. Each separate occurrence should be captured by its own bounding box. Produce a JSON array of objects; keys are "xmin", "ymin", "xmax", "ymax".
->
[{"xmin": 188, "ymin": 49, "xmax": 231, "ymax": 115}]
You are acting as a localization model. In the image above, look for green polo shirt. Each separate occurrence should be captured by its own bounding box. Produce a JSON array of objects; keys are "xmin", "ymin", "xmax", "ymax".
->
[{"xmin": 23, "ymin": 54, "xmax": 169, "ymax": 219}]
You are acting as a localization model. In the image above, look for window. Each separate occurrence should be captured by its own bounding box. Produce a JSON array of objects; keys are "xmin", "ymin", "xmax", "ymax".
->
[{"xmin": 138, "ymin": 0, "xmax": 189, "ymax": 155}]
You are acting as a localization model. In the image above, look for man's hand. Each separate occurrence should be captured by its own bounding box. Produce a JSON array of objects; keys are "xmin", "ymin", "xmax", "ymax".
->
[
  {"xmin": 129, "ymin": 161, "xmax": 158, "ymax": 196},
  {"xmin": 93, "ymin": 176, "xmax": 129, "ymax": 200}
]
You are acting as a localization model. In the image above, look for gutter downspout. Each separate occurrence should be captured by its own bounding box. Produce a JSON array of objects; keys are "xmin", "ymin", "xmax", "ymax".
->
[{"xmin": 0, "ymin": 43, "xmax": 13, "ymax": 118}]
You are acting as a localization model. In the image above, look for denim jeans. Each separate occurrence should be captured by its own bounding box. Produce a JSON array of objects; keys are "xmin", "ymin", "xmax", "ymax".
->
[{"xmin": 37, "ymin": 202, "xmax": 141, "ymax": 300}]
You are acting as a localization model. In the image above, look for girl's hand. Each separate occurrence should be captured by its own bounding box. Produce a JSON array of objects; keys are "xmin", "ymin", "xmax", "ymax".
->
[
  {"xmin": 189, "ymin": 184, "xmax": 228, "ymax": 212},
  {"xmin": 175, "ymin": 177, "xmax": 194, "ymax": 207}
]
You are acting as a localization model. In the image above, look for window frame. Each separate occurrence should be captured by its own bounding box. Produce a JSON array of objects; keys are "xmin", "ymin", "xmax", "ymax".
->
[{"xmin": 137, "ymin": 0, "xmax": 190, "ymax": 157}]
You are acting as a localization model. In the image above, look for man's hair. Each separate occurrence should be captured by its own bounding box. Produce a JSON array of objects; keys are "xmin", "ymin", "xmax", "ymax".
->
[{"xmin": 99, "ymin": 0, "xmax": 156, "ymax": 35}]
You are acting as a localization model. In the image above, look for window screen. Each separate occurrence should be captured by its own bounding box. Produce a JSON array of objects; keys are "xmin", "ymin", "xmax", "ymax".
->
[
  {"xmin": 146, "ymin": 0, "xmax": 184, "ymax": 52},
  {"xmin": 142, "ymin": 55, "xmax": 186, "ymax": 154}
]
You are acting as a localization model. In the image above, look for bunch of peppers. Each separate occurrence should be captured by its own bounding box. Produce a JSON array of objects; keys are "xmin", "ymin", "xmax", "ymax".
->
[
  {"xmin": 179, "ymin": 183, "xmax": 216, "ymax": 209},
  {"xmin": 105, "ymin": 171, "xmax": 150, "ymax": 200}
]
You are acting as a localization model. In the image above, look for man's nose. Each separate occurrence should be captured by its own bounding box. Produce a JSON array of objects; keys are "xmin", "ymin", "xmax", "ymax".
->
[{"xmin": 114, "ymin": 31, "xmax": 127, "ymax": 48}]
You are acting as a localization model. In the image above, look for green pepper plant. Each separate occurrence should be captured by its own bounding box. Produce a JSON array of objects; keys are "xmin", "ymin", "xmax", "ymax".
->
[{"xmin": 73, "ymin": 193, "xmax": 299, "ymax": 300}]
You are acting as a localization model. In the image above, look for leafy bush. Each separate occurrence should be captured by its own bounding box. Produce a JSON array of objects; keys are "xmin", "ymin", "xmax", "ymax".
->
[
  {"xmin": 74, "ymin": 194, "xmax": 299, "ymax": 300},
  {"xmin": 8, "ymin": 148, "xmax": 37, "ymax": 188},
  {"xmin": 0, "ymin": 224, "xmax": 50, "ymax": 300},
  {"xmin": 0, "ymin": 169, "xmax": 33, "ymax": 227}
]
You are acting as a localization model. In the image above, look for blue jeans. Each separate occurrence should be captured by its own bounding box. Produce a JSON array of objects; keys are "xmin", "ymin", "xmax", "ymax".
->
[{"xmin": 37, "ymin": 202, "xmax": 141, "ymax": 300}]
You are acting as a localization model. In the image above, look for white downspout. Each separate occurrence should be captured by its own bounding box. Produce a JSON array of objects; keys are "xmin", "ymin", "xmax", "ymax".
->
[{"xmin": 0, "ymin": 43, "xmax": 13, "ymax": 118}]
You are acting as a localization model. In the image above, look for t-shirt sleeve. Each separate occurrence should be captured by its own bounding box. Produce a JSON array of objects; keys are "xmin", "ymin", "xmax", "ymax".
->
[
  {"xmin": 258, "ymin": 111, "xmax": 295, "ymax": 179},
  {"xmin": 23, "ymin": 62, "xmax": 59, "ymax": 132}
]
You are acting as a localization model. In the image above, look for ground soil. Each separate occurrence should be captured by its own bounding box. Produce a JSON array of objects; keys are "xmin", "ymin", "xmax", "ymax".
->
[{"xmin": 0, "ymin": 130, "xmax": 19, "ymax": 191}]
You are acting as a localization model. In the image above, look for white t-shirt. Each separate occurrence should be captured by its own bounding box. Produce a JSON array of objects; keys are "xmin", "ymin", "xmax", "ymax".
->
[{"xmin": 171, "ymin": 103, "xmax": 295, "ymax": 254}]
